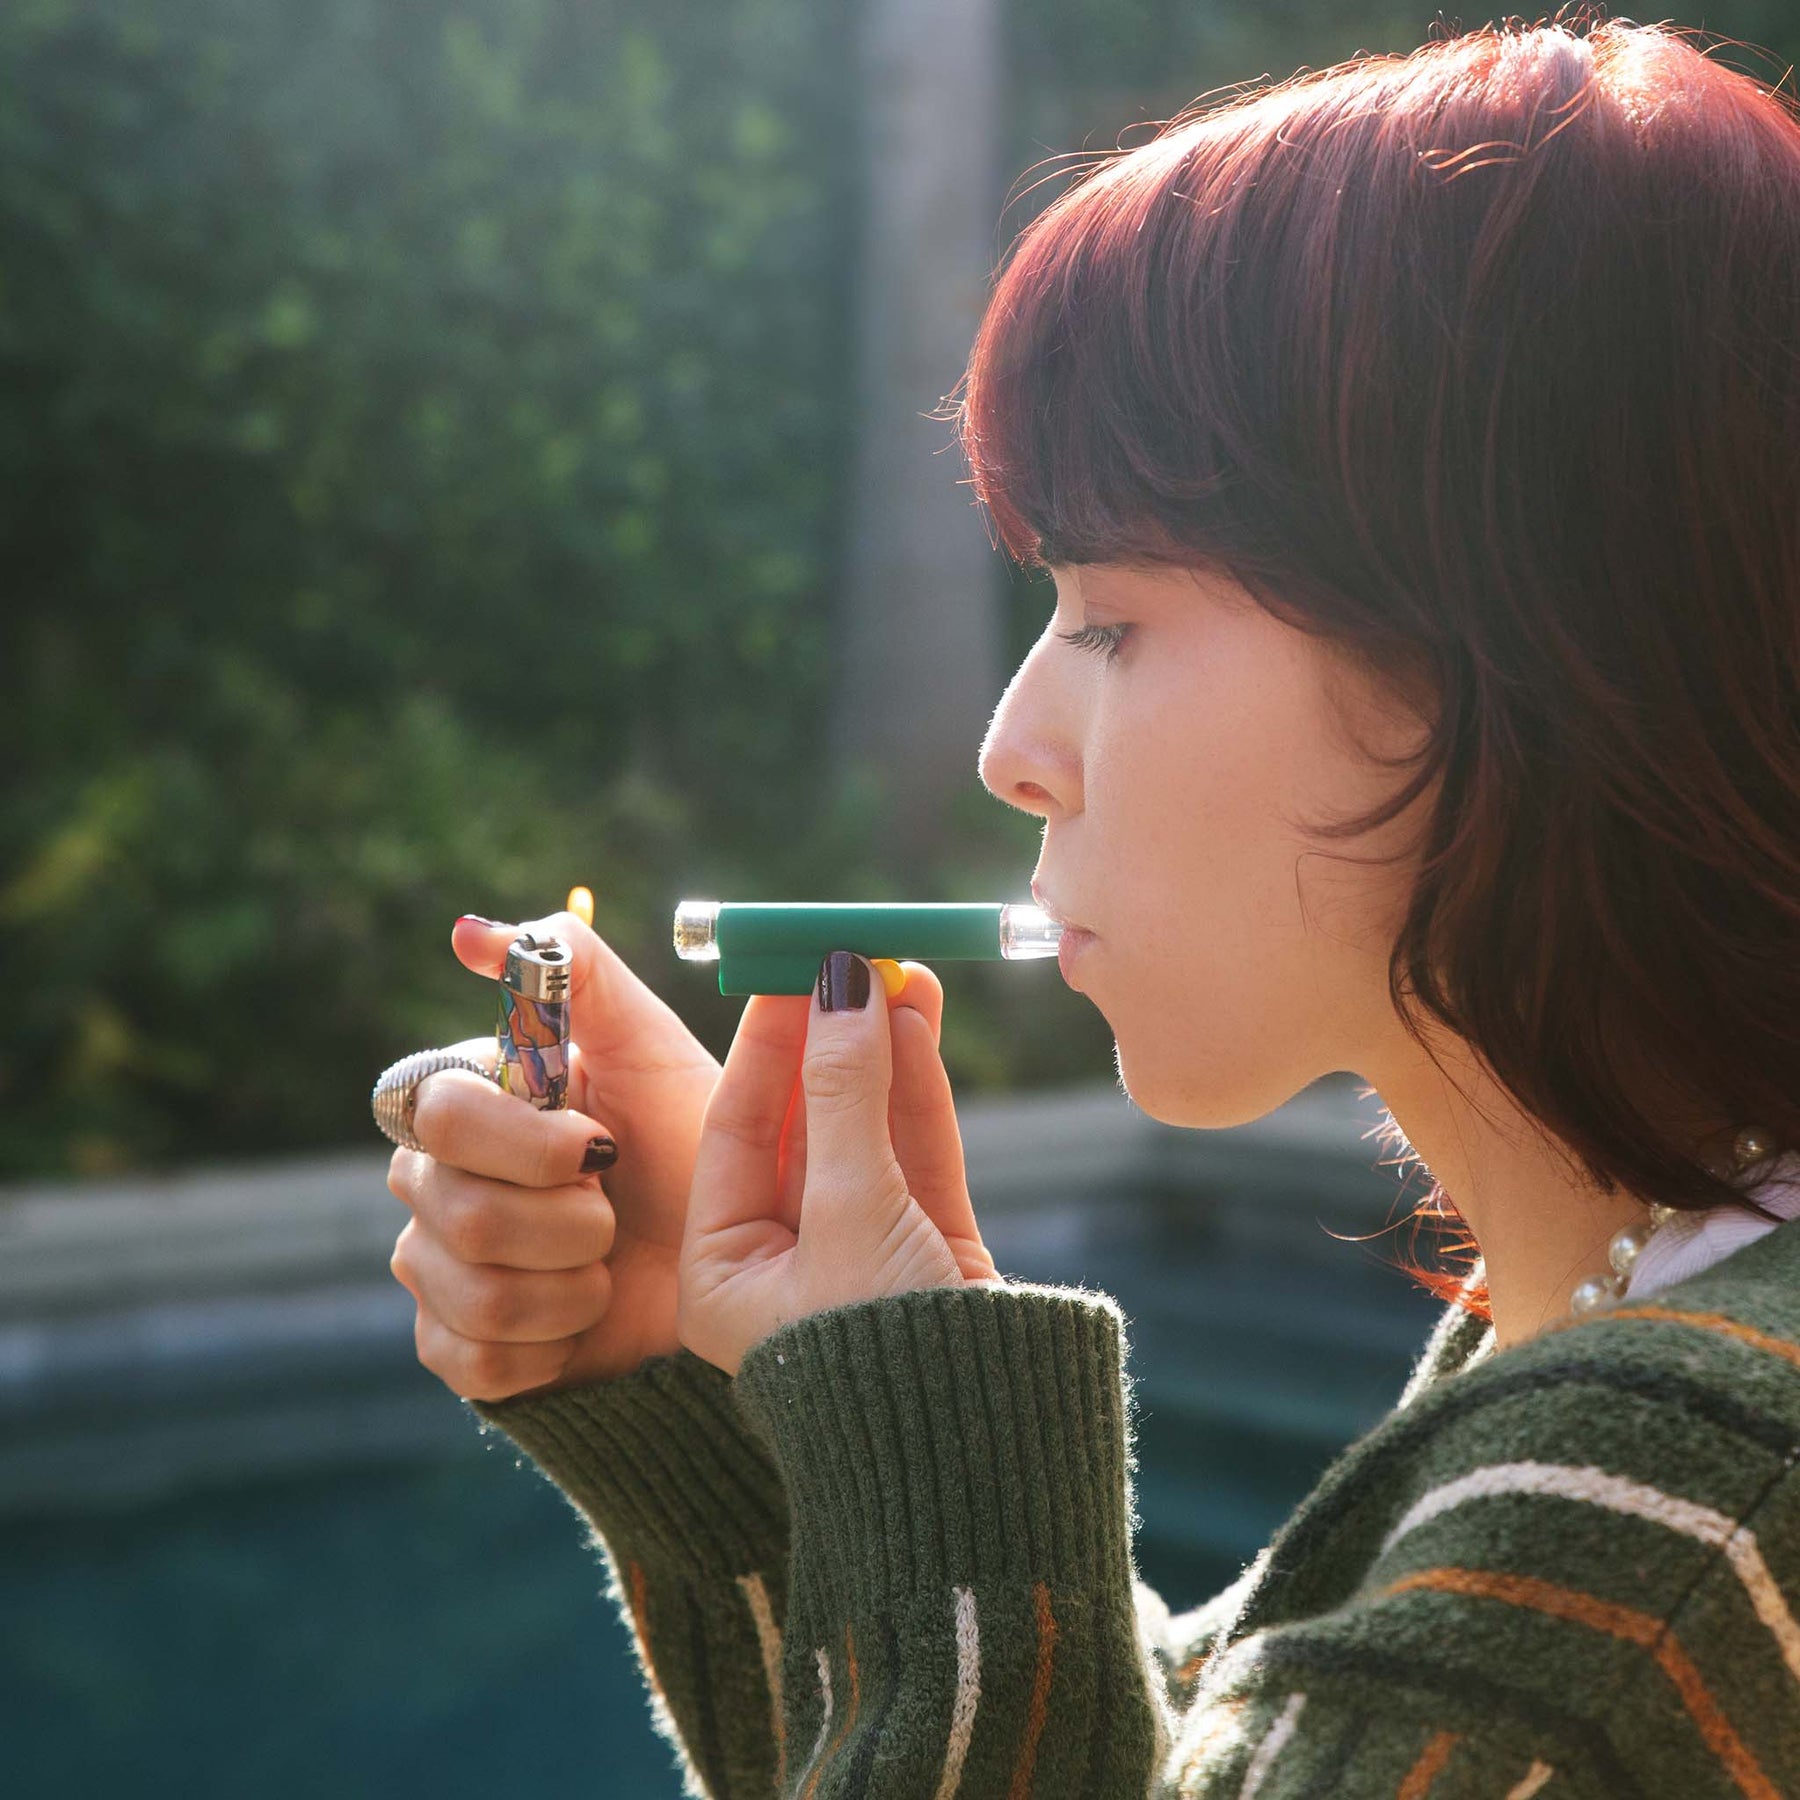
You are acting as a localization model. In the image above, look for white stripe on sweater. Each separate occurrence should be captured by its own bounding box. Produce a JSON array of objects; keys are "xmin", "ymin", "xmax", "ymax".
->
[
  {"xmin": 791, "ymin": 1646, "xmax": 834, "ymax": 1797},
  {"xmin": 932, "ymin": 1584, "xmax": 982, "ymax": 1800},
  {"xmin": 735, "ymin": 1572, "xmax": 785, "ymax": 1791},
  {"xmin": 1381, "ymin": 1459, "xmax": 1800, "ymax": 1685},
  {"xmin": 1237, "ymin": 1691, "xmax": 1306, "ymax": 1799}
]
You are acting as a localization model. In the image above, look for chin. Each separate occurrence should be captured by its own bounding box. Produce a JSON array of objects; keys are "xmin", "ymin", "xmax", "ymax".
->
[{"xmin": 1111, "ymin": 1036, "xmax": 1316, "ymax": 1132}]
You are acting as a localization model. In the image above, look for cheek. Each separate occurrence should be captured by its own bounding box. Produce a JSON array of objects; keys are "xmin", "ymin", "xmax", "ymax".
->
[
  {"xmin": 1092, "ymin": 663, "xmax": 1316, "ymax": 947},
  {"xmin": 1083, "ymin": 663, "xmax": 1392, "ymax": 1126}
]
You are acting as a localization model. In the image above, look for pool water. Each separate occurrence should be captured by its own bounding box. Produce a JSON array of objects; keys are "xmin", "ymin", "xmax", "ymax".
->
[
  {"xmin": 4, "ymin": 1455, "xmax": 681, "ymax": 1797},
  {"xmin": 3, "ymin": 1182, "xmax": 1439, "ymax": 1796}
]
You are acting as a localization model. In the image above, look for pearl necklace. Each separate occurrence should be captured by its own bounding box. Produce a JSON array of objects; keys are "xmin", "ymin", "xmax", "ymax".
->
[{"xmin": 1569, "ymin": 1125, "xmax": 1779, "ymax": 1317}]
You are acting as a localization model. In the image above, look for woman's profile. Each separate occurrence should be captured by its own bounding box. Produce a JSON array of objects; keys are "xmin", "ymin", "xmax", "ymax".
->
[{"xmin": 386, "ymin": 10, "xmax": 1800, "ymax": 1794}]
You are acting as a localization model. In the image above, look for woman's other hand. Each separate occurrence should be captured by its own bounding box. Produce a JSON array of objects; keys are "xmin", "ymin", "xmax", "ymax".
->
[
  {"xmin": 387, "ymin": 910, "xmax": 720, "ymax": 1400},
  {"xmin": 677, "ymin": 952, "xmax": 1003, "ymax": 1378}
]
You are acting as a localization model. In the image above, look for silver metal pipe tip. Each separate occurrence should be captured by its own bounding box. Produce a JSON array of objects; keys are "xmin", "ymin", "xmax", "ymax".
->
[
  {"xmin": 672, "ymin": 899, "xmax": 722, "ymax": 960},
  {"xmin": 997, "ymin": 902, "xmax": 1064, "ymax": 959}
]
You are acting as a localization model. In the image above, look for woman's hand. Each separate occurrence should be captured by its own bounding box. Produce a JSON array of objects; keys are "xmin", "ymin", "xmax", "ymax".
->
[
  {"xmin": 387, "ymin": 909, "xmax": 720, "ymax": 1400},
  {"xmin": 677, "ymin": 951, "xmax": 1003, "ymax": 1378}
]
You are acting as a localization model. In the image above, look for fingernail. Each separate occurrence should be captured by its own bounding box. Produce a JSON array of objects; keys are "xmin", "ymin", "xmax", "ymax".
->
[
  {"xmin": 818, "ymin": 950, "xmax": 870, "ymax": 1012},
  {"xmin": 582, "ymin": 1136, "xmax": 619, "ymax": 1172},
  {"xmin": 870, "ymin": 957, "xmax": 906, "ymax": 999},
  {"xmin": 456, "ymin": 914, "xmax": 507, "ymax": 929}
]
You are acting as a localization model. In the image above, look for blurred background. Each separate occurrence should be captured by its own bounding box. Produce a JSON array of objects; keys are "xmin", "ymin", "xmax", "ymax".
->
[{"xmin": 2, "ymin": 2, "xmax": 1793, "ymax": 1793}]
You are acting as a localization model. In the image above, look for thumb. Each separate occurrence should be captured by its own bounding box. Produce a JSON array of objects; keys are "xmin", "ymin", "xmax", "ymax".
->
[
  {"xmin": 451, "ymin": 915, "xmax": 518, "ymax": 977},
  {"xmin": 798, "ymin": 950, "xmax": 896, "ymax": 1179},
  {"xmin": 450, "ymin": 908, "xmax": 692, "ymax": 1069}
]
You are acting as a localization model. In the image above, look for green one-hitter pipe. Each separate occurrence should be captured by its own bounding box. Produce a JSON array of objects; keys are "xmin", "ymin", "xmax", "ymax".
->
[{"xmin": 671, "ymin": 900, "xmax": 1064, "ymax": 996}]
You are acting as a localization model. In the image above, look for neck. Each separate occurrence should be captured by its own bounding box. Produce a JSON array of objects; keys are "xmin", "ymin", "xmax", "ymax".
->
[{"xmin": 1367, "ymin": 1040, "xmax": 1703, "ymax": 1352}]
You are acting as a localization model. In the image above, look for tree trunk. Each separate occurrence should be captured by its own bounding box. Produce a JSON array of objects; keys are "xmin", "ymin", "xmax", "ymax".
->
[{"xmin": 832, "ymin": 0, "xmax": 1005, "ymax": 871}]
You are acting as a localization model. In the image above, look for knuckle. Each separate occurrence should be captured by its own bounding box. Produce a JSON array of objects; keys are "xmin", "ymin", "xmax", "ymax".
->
[
  {"xmin": 386, "ymin": 1147, "xmax": 413, "ymax": 1201},
  {"xmin": 462, "ymin": 1269, "xmax": 525, "ymax": 1341},
  {"xmin": 438, "ymin": 1186, "xmax": 501, "ymax": 1265},
  {"xmin": 900, "ymin": 1143, "xmax": 962, "ymax": 1195},
  {"xmin": 388, "ymin": 1221, "xmax": 417, "ymax": 1287},
  {"xmin": 459, "ymin": 1339, "xmax": 521, "ymax": 1401},
  {"xmin": 543, "ymin": 1266, "xmax": 605, "ymax": 1338},
  {"xmin": 589, "ymin": 1197, "xmax": 617, "ymax": 1259},
  {"xmin": 408, "ymin": 1073, "xmax": 465, "ymax": 1161},
  {"xmin": 705, "ymin": 1098, "xmax": 783, "ymax": 1154},
  {"xmin": 801, "ymin": 1046, "xmax": 864, "ymax": 1104},
  {"xmin": 577, "ymin": 1258, "xmax": 614, "ymax": 1326},
  {"xmin": 414, "ymin": 1307, "xmax": 458, "ymax": 1387},
  {"xmin": 890, "ymin": 1080, "xmax": 954, "ymax": 1124}
]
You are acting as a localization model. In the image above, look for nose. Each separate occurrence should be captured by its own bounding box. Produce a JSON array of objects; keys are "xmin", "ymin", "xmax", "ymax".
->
[{"xmin": 977, "ymin": 656, "xmax": 1083, "ymax": 820}]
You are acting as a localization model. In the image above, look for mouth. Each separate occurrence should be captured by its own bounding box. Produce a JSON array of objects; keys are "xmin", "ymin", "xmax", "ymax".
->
[
  {"xmin": 1030, "ymin": 878, "xmax": 1093, "ymax": 936},
  {"xmin": 1055, "ymin": 921, "xmax": 1096, "ymax": 985}
]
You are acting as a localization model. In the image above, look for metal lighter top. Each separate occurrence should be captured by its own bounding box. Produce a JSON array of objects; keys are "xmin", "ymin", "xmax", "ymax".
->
[
  {"xmin": 503, "ymin": 931, "xmax": 572, "ymax": 1001},
  {"xmin": 497, "ymin": 930, "xmax": 571, "ymax": 1108},
  {"xmin": 671, "ymin": 899, "xmax": 1063, "ymax": 995}
]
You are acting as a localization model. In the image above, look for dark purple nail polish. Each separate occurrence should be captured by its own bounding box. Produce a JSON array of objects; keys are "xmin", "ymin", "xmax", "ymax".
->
[
  {"xmin": 582, "ymin": 1136, "xmax": 619, "ymax": 1172},
  {"xmin": 818, "ymin": 950, "xmax": 870, "ymax": 1012}
]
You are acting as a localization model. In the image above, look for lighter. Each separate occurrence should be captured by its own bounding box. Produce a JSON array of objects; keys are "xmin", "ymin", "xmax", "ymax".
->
[
  {"xmin": 497, "ymin": 930, "xmax": 572, "ymax": 1108},
  {"xmin": 671, "ymin": 900, "xmax": 1063, "ymax": 995}
]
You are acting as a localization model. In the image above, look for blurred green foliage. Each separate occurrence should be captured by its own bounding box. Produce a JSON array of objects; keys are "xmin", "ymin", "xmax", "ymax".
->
[
  {"xmin": 0, "ymin": 0, "xmax": 1098, "ymax": 1179},
  {"xmin": 4, "ymin": 0, "xmax": 1794, "ymax": 1177},
  {"xmin": 0, "ymin": 0, "xmax": 866, "ymax": 1175}
]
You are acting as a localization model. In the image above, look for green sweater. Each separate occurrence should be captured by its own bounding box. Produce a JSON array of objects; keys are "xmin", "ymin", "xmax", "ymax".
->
[{"xmin": 469, "ymin": 1222, "xmax": 1800, "ymax": 1798}]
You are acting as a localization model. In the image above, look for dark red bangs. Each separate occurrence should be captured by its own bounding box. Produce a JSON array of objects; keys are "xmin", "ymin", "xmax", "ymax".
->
[{"xmin": 955, "ymin": 122, "xmax": 1253, "ymax": 572}]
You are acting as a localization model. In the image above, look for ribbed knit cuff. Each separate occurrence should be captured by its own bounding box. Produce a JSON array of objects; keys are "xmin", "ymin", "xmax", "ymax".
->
[
  {"xmin": 732, "ymin": 1281, "xmax": 1138, "ymax": 1611},
  {"xmin": 467, "ymin": 1346, "xmax": 788, "ymax": 1576}
]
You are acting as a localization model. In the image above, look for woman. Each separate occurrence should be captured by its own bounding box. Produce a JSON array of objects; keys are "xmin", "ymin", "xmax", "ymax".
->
[{"xmin": 386, "ymin": 13, "xmax": 1800, "ymax": 1795}]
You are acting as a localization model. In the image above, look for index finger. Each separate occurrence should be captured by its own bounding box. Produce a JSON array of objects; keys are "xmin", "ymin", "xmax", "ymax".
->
[
  {"xmin": 685, "ymin": 994, "xmax": 810, "ymax": 1243},
  {"xmin": 410, "ymin": 1036, "xmax": 611, "ymax": 1189}
]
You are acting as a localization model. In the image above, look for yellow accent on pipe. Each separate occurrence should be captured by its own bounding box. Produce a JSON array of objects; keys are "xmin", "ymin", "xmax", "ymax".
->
[{"xmin": 870, "ymin": 957, "xmax": 907, "ymax": 999}]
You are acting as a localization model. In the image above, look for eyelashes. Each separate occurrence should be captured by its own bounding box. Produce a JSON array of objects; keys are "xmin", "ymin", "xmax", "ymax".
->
[{"xmin": 1055, "ymin": 621, "xmax": 1132, "ymax": 663}]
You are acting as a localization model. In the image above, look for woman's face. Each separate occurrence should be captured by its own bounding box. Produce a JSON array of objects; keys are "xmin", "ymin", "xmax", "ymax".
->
[{"xmin": 977, "ymin": 561, "xmax": 1438, "ymax": 1127}]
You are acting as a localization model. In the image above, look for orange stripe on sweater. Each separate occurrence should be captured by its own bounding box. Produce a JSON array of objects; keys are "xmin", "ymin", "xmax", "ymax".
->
[
  {"xmin": 1542, "ymin": 1304, "xmax": 1800, "ymax": 1373},
  {"xmin": 1396, "ymin": 1729, "xmax": 1458, "ymax": 1798},
  {"xmin": 802, "ymin": 1622, "xmax": 861, "ymax": 1800},
  {"xmin": 735, "ymin": 1572, "xmax": 787, "ymax": 1791},
  {"xmin": 1005, "ymin": 1580, "xmax": 1059, "ymax": 1799},
  {"xmin": 624, "ymin": 1561, "xmax": 669, "ymax": 1707},
  {"xmin": 1382, "ymin": 1568, "xmax": 1780, "ymax": 1800}
]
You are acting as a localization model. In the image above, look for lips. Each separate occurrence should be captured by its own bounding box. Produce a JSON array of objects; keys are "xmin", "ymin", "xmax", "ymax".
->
[
  {"xmin": 1056, "ymin": 923, "xmax": 1096, "ymax": 985},
  {"xmin": 1031, "ymin": 878, "xmax": 1092, "ymax": 935}
]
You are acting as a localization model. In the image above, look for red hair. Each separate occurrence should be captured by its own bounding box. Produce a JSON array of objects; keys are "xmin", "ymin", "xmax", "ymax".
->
[{"xmin": 956, "ymin": 8, "xmax": 1800, "ymax": 1321}]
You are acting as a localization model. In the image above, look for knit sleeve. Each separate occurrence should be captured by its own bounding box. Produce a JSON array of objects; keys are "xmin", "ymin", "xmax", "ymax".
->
[
  {"xmin": 729, "ymin": 1279, "xmax": 1175, "ymax": 1794},
  {"xmin": 728, "ymin": 1281, "xmax": 1602, "ymax": 1800},
  {"xmin": 464, "ymin": 1347, "xmax": 793, "ymax": 1798}
]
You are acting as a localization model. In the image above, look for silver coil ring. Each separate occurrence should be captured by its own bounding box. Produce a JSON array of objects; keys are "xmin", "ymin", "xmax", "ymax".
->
[{"xmin": 371, "ymin": 1047, "xmax": 501, "ymax": 1153}]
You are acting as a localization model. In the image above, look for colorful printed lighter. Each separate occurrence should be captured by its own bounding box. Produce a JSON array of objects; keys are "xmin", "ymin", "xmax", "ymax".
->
[
  {"xmin": 671, "ymin": 900, "xmax": 1064, "ymax": 995},
  {"xmin": 496, "ymin": 930, "xmax": 571, "ymax": 1108}
]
